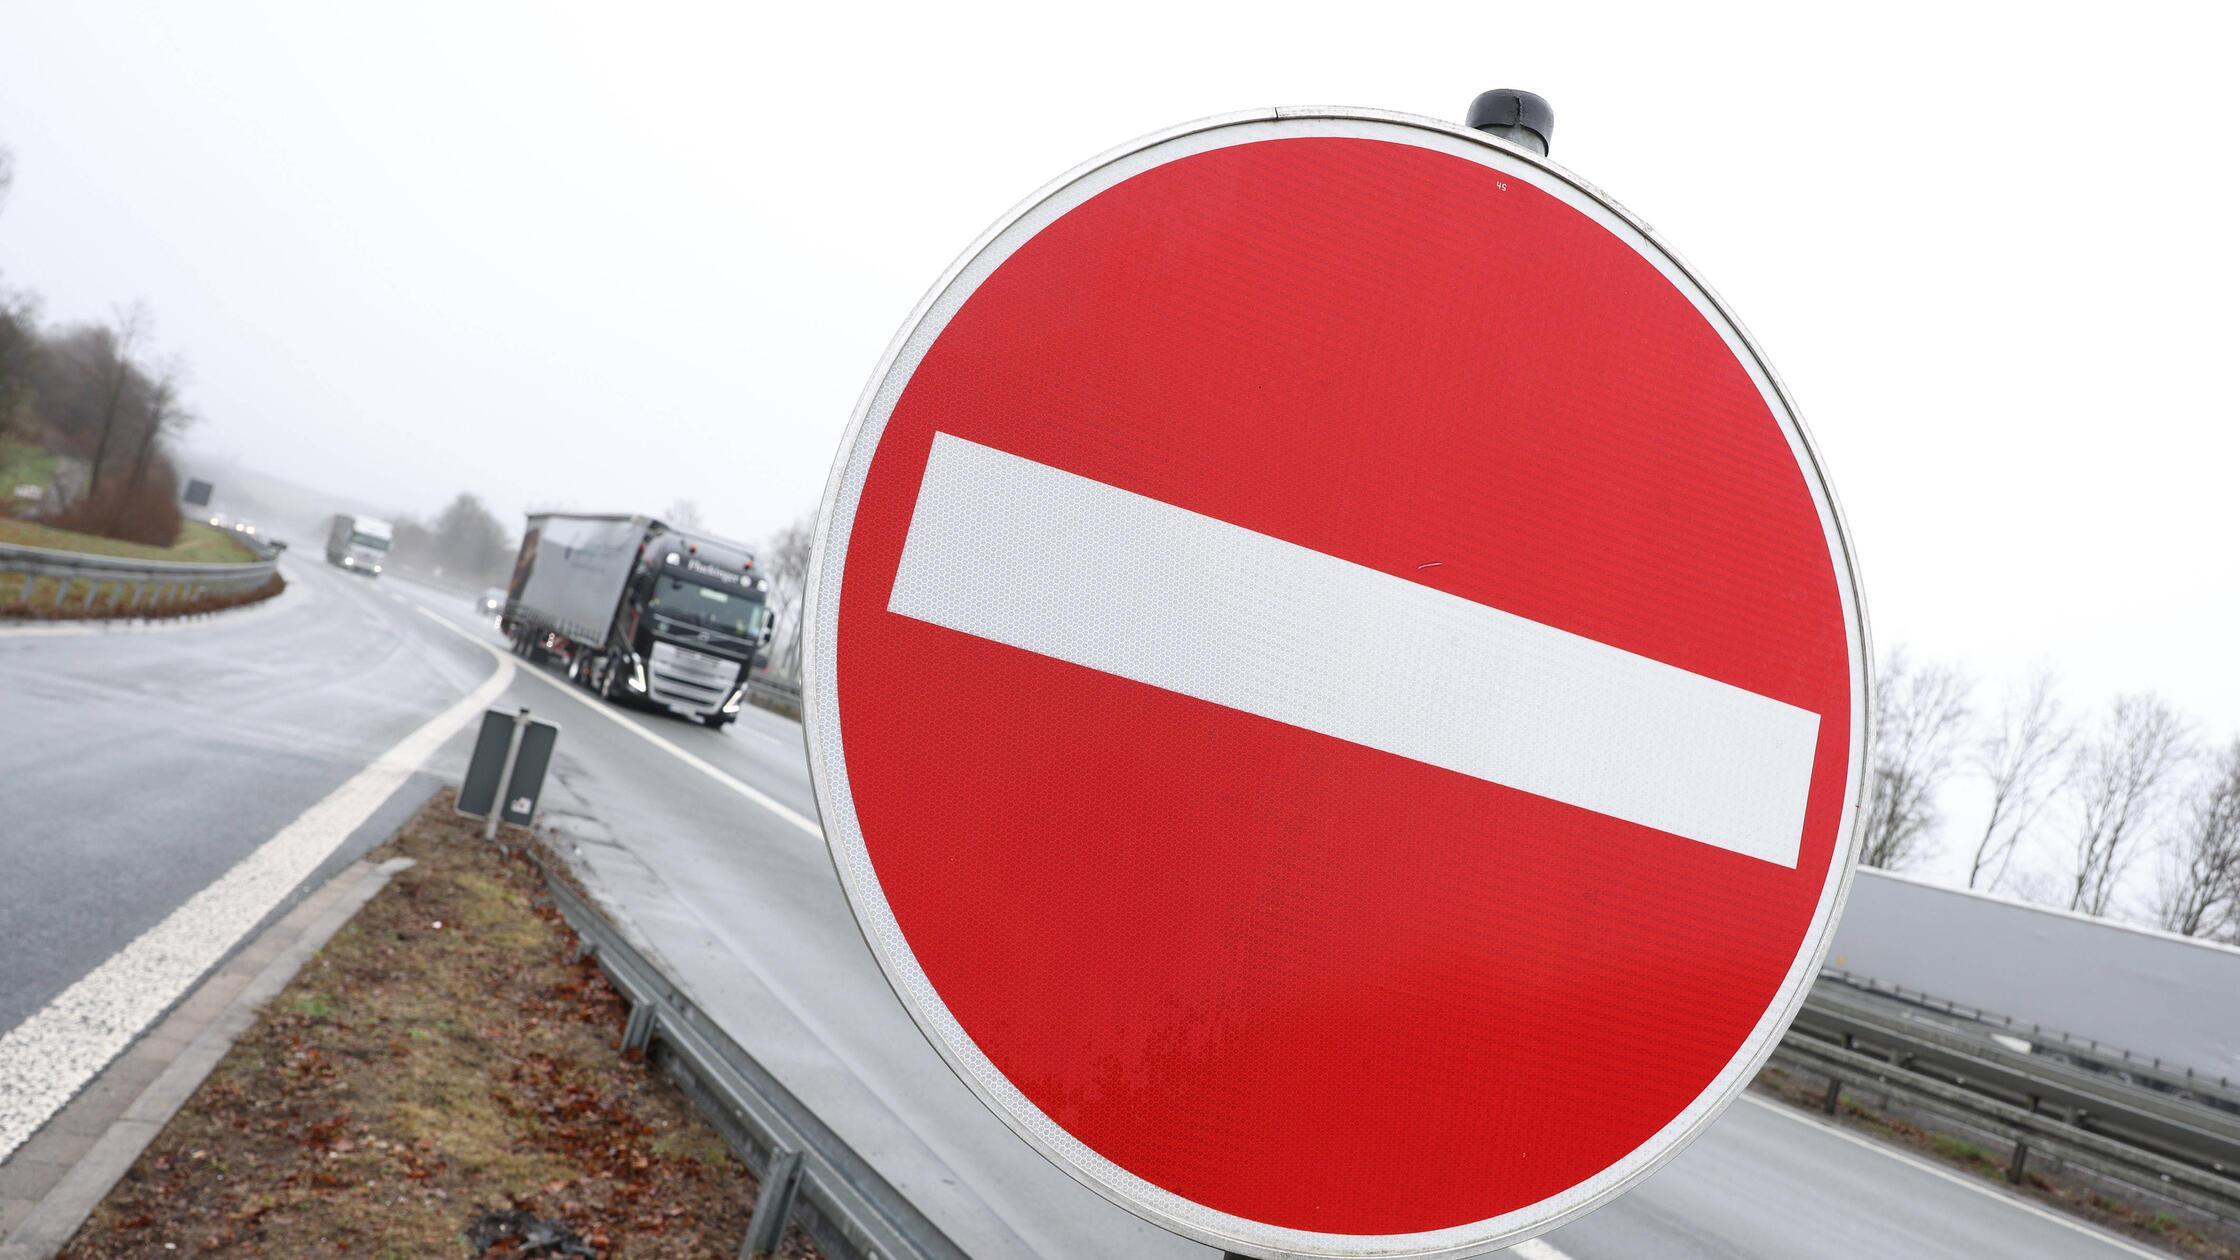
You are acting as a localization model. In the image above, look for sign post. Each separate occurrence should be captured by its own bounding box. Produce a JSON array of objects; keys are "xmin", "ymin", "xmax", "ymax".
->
[{"xmin": 806, "ymin": 95, "xmax": 1868, "ymax": 1258}]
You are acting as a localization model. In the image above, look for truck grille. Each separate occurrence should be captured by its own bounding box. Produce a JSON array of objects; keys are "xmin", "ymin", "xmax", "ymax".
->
[{"xmin": 647, "ymin": 641, "xmax": 741, "ymax": 715}]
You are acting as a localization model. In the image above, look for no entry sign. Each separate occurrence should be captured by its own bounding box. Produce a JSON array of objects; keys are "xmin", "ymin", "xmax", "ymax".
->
[{"xmin": 806, "ymin": 108, "xmax": 1867, "ymax": 1257}]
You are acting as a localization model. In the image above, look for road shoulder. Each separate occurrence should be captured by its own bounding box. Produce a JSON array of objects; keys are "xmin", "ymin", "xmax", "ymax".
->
[{"xmin": 0, "ymin": 855, "xmax": 411, "ymax": 1257}]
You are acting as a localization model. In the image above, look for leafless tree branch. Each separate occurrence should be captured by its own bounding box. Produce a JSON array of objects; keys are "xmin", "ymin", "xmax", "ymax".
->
[
  {"xmin": 2065, "ymin": 692, "xmax": 2190, "ymax": 917},
  {"xmin": 1859, "ymin": 649, "xmax": 1974, "ymax": 871},
  {"xmin": 2154, "ymin": 738, "xmax": 2240, "ymax": 940},
  {"xmin": 1966, "ymin": 668, "xmax": 2073, "ymax": 891}
]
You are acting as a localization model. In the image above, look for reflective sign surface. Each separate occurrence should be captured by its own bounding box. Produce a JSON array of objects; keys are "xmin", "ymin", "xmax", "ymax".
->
[{"xmin": 807, "ymin": 110, "xmax": 1867, "ymax": 1258}]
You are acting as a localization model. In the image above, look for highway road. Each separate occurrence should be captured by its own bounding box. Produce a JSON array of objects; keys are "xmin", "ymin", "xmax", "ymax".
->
[{"xmin": 0, "ymin": 556, "xmax": 2173, "ymax": 1259}]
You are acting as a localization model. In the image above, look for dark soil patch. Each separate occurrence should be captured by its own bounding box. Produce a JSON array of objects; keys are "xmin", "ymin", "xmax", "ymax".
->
[{"xmin": 61, "ymin": 791, "xmax": 819, "ymax": 1259}]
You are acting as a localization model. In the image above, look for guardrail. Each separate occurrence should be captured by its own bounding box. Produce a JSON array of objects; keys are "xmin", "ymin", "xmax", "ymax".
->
[
  {"xmin": 747, "ymin": 671, "xmax": 804, "ymax": 718},
  {"xmin": 1798, "ymin": 982, "xmax": 2240, "ymax": 1172},
  {"xmin": 537, "ymin": 836, "xmax": 2240, "ymax": 1247},
  {"xmin": 0, "ymin": 539, "xmax": 279, "ymax": 616},
  {"xmin": 1786, "ymin": 980, "xmax": 2240, "ymax": 1221},
  {"xmin": 533, "ymin": 856, "xmax": 965, "ymax": 1260},
  {"xmin": 1821, "ymin": 967, "xmax": 2240, "ymax": 1110}
]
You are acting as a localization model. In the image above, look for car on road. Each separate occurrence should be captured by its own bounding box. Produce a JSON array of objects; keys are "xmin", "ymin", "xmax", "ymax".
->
[{"xmin": 477, "ymin": 587, "xmax": 505, "ymax": 617}]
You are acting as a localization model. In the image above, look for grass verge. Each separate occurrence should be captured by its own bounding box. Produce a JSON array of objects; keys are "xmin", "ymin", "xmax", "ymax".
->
[
  {"xmin": 1754, "ymin": 1064, "xmax": 2238, "ymax": 1258},
  {"xmin": 0, "ymin": 438, "xmax": 59, "ymax": 514},
  {"xmin": 0, "ymin": 517, "xmax": 256, "ymax": 564},
  {"xmin": 60, "ymin": 791, "xmax": 819, "ymax": 1259}
]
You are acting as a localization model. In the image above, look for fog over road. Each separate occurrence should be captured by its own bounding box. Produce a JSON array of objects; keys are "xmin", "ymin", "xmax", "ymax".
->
[{"xmin": 0, "ymin": 564, "xmax": 2166, "ymax": 1258}]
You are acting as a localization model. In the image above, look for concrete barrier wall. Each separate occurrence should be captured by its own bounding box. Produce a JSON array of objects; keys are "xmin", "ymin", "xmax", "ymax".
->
[{"xmin": 1829, "ymin": 868, "xmax": 2240, "ymax": 1078}]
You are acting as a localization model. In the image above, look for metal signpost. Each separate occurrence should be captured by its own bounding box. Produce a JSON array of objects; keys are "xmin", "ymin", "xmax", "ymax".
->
[
  {"xmin": 457, "ymin": 706, "xmax": 559, "ymax": 841},
  {"xmin": 805, "ymin": 92, "xmax": 1868, "ymax": 1258}
]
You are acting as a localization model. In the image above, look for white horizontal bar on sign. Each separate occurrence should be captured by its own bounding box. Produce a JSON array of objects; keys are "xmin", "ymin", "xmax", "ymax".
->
[{"xmin": 887, "ymin": 432, "xmax": 1821, "ymax": 867}]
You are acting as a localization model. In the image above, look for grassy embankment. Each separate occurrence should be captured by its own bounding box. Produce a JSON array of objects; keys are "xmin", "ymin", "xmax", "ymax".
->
[
  {"xmin": 0, "ymin": 437, "xmax": 60, "ymax": 514},
  {"xmin": 61, "ymin": 791, "xmax": 819, "ymax": 1260},
  {"xmin": 0, "ymin": 516, "xmax": 279, "ymax": 618}
]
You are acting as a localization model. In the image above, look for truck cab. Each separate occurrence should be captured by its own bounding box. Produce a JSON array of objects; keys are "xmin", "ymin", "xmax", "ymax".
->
[
  {"xmin": 623, "ymin": 530, "xmax": 773, "ymax": 724},
  {"xmin": 325, "ymin": 514, "xmax": 392, "ymax": 576}
]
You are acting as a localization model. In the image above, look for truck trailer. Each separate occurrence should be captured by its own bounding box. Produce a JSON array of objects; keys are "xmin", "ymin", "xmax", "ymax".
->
[
  {"xmin": 501, "ymin": 512, "xmax": 773, "ymax": 729},
  {"xmin": 324, "ymin": 514, "xmax": 392, "ymax": 575}
]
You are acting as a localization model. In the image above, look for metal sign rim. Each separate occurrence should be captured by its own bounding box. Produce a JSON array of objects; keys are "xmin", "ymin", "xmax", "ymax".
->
[{"xmin": 802, "ymin": 105, "xmax": 1873, "ymax": 1259}]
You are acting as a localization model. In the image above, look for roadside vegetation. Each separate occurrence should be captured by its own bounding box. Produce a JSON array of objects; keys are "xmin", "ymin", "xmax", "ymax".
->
[
  {"xmin": 60, "ymin": 792, "xmax": 819, "ymax": 1259},
  {"xmin": 0, "ymin": 517, "xmax": 252, "ymax": 565},
  {"xmin": 1861, "ymin": 649, "xmax": 2240, "ymax": 943},
  {"xmin": 1, "ymin": 148, "xmax": 197, "ymax": 549}
]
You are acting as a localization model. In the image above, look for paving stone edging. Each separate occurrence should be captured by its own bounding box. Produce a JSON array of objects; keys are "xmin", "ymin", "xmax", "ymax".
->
[{"xmin": 0, "ymin": 856, "xmax": 414, "ymax": 1259}]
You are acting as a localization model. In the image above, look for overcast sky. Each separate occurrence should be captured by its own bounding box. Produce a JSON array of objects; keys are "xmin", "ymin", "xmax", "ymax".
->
[{"xmin": 3, "ymin": 2, "xmax": 2233, "ymax": 898}]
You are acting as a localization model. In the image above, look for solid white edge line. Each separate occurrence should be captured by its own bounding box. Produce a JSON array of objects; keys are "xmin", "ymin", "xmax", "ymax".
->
[
  {"xmin": 1737, "ymin": 1094, "xmax": 2168, "ymax": 1260},
  {"xmin": 0, "ymin": 616, "xmax": 512, "ymax": 1160},
  {"xmin": 413, "ymin": 608, "xmax": 824, "ymax": 841}
]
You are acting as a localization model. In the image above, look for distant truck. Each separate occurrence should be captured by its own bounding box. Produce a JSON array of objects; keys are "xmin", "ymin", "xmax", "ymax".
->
[
  {"xmin": 501, "ymin": 512, "xmax": 773, "ymax": 729},
  {"xmin": 324, "ymin": 514, "xmax": 392, "ymax": 576}
]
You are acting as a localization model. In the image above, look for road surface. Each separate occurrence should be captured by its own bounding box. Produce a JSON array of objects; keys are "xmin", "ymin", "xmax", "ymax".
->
[{"xmin": 0, "ymin": 557, "xmax": 2169, "ymax": 1259}]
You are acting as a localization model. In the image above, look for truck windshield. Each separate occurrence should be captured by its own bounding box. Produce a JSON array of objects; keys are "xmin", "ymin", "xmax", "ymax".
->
[
  {"xmin": 351, "ymin": 532, "xmax": 391, "ymax": 550},
  {"xmin": 647, "ymin": 576, "xmax": 766, "ymax": 639}
]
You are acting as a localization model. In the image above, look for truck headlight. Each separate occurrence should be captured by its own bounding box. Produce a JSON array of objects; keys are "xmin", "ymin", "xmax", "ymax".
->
[
  {"xmin": 628, "ymin": 657, "xmax": 648, "ymax": 692},
  {"xmin": 723, "ymin": 687, "xmax": 745, "ymax": 714},
  {"xmin": 342, "ymin": 556, "xmax": 354, "ymax": 566}
]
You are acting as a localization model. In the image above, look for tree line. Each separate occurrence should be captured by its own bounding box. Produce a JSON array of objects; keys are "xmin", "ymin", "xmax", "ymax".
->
[
  {"xmin": 1, "ymin": 150, "xmax": 198, "ymax": 546},
  {"xmin": 387, "ymin": 492, "xmax": 516, "ymax": 590},
  {"xmin": 1865, "ymin": 650, "xmax": 2240, "ymax": 941}
]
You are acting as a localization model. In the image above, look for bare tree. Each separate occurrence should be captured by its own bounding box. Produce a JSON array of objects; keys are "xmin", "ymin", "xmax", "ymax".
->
[
  {"xmin": 2154, "ymin": 738, "xmax": 2240, "ymax": 940},
  {"xmin": 663, "ymin": 498, "xmax": 704, "ymax": 531},
  {"xmin": 114, "ymin": 357, "xmax": 194, "ymax": 525},
  {"xmin": 84, "ymin": 303, "xmax": 150, "ymax": 495},
  {"xmin": 0, "ymin": 288, "xmax": 37, "ymax": 442},
  {"xmin": 2065, "ymin": 693, "xmax": 2190, "ymax": 917},
  {"xmin": 763, "ymin": 511, "xmax": 815, "ymax": 679},
  {"xmin": 1859, "ymin": 650, "xmax": 1974, "ymax": 871},
  {"xmin": 1965, "ymin": 669, "xmax": 2073, "ymax": 890}
]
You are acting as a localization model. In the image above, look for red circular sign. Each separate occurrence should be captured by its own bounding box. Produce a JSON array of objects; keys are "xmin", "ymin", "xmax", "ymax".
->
[{"xmin": 807, "ymin": 110, "xmax": 1866, "ymax": 1257}]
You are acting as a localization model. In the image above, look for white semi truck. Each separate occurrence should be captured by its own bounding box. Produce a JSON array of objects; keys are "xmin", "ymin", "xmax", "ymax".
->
[
  {"xmin": 500, "ymin": 512, "xmax": 773, "ymax": 729},
  {"xmin": 324, "ymin": 514, "xmax": 392, "ymax": 576}
]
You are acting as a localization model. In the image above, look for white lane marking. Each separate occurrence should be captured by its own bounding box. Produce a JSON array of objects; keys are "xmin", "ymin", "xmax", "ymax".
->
[
  {"xmin": 1509, "ymin": 1240, "xmax": 1576, "ymax": 1260},
  {"xmin": 0, "ymin": 639, "xmax": 512, "ymax": 1160},
  {"xmin": 891, "ymin": 433, "xmax": 1821, "ymax": 865},
  {"xmin": 415, "ymin": 608, "xmax": 824, "ymax": 841},
  {"xmin": 1739, "ymin": 1095, "xmax": 2166, "ymax": 1259}
]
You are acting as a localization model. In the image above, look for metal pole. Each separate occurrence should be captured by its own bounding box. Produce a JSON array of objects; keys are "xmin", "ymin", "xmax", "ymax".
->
[
  {"xmin": 739, "ymin": 1147, "xmax": 804, "ymax": 1259},
  {"xmin": 484, "ymin": 707, "xmax": 531, "ymax": 843}
]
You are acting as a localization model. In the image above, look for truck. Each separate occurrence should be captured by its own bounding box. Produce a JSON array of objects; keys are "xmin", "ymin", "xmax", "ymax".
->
[
  {"xmin": 324, "ymin": 514, "xmax": 392, "ymax": 575},
  {"xmin": 501, "ymin": 512, "xmax": 773, "ymax": 729}
]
